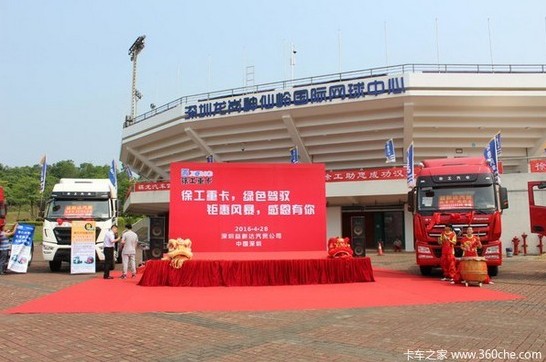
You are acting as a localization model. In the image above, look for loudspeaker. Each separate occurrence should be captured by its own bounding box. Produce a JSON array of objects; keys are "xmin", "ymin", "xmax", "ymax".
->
[
  {"xmin": 150, "ymin": 217, "xmax": 166, "ymax": 239},
  {"xmin": 149, "ymin": 217, "xmax": 166, "ymax": 259},
  {"xmin": 351, "ymin": 216, "xmax": 366, "ymax": 257},
  {"xmin": 149, "ymin": 239, "xmax": 165, "ymax": 259}
]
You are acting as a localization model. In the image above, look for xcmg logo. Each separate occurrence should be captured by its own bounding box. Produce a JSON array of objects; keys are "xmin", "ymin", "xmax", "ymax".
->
[{"xmin": 180, "ymin": 168, "xmax": 214, "ymax": 185}]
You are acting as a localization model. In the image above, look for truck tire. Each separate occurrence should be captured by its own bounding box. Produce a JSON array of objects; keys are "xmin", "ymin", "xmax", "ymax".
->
[
  {"xmin": 420, "ymin": 266, "xmax": 432, "ymax": 276},
  {"xmin": 49, "ymin": 260, "xmax": 62, "ymax": 272},
  {"xmin": 487, "ymin": 265, "xmax": 498, "ymax": 277}
]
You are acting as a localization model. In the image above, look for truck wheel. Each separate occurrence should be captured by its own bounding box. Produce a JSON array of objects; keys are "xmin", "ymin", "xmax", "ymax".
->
[
  {"xmin": 420, "ymin": 266, "xmax": 432, "ymax": 276},
  {"xmin": 49, "ymin": 260, "xmax": 62, "ymax": 272},
  {"xmin": 487, "ymin": 266, "xmax": 498, "ymax": 277}
]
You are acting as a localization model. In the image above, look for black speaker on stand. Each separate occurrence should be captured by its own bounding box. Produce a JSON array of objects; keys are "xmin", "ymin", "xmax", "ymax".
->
[
  {"xmin": 148, "ymin": 217, "xmax": 166, "ymax": 259},
  {"xmin": 351, "ymin": 216, "xmax": 366, "ymax": 257}
]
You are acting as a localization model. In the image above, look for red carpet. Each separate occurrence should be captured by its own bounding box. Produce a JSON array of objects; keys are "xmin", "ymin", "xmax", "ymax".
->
[{"xmin": 4, "ymin": 268, "xmax": 521, "ymax": 314}]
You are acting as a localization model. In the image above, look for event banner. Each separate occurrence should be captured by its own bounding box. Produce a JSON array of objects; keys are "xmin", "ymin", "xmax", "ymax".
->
[
  {"xmin": 169, "ymin": 163, "xmax": 326, "ymax": 252},
  {"xmin": 70, "ymin": 221, "xmax": 96, "ymax": 274},
  {"xmin": 8, "ymin": 224, "xmax": 34, "ymax": 273}
]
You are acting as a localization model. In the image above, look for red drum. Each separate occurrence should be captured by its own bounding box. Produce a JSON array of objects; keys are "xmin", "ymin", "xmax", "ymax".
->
[{"xmin": 459, "ymin": 257, "xmax": 488, "ymax": 283}]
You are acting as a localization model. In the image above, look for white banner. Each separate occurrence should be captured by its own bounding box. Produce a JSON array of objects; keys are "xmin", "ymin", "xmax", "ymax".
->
[
  {"xmin": 8, "ymin": 224, "xmax": 34, "ymax": 273},
  {"xmin": 70, "ymin": 221, "xmax": 96, "ymax": 274}
]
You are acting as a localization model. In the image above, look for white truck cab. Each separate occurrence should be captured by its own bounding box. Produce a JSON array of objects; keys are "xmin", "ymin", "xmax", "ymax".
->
[{"xmin": 42, "ymin": 179, "xmax": 118, "ymax": 272}]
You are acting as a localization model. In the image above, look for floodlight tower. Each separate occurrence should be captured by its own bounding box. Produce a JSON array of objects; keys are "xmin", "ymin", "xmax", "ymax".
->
[{"xmin": 127, "ymin": 35, "xmax": 146, "ymax": 124}]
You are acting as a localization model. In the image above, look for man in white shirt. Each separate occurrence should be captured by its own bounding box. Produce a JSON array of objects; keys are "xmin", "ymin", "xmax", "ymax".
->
[
  {"xmin": 120, "ymin": 224, "xmax": 139, "ymax": 279},
  {"xmin": 103, "ymin": 225, "xmax": 120, "ymax": 279}
]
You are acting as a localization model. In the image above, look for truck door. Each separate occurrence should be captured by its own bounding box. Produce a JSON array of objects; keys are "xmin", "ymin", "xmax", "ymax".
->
[{"xmin": 528, "ymin": 181, "xmax": 546, "ymax": 233}]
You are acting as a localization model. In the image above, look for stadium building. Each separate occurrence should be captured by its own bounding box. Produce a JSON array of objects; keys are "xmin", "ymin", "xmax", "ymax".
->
[{"xmin": 120, "ymin": 64, "xmax": 546, "ymax": 254}]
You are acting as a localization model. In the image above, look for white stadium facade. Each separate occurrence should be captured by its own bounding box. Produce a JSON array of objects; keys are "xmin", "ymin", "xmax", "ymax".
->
[{"xmin": 120, "ymin": 64, "xmax": 546, "ymax": 255}]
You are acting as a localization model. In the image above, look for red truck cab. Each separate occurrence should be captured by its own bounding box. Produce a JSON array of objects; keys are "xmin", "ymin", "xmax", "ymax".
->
[
  {"xmin": 408, "ymin": 157, "xmax": 509, "ymax": 277},
  {"xmin": 0, "ymin": 187, "xmax": 6, "ymax": 229},
  {"xmin": 528, "ymin": 181, "xmax": 546, "ymax": 234}
]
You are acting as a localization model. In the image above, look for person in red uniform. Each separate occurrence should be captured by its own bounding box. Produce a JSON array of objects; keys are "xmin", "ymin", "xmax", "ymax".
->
[
  {"xmin": 461, "ymin": 226, "xmax": 481, "ymax": 257},
  {"xmin": 438, "ymin": 224, "xmax": 457, "ymax": 281},
  {"xmin": 453, "ymin": 227, "xmax": 493, "ymax": 284}
]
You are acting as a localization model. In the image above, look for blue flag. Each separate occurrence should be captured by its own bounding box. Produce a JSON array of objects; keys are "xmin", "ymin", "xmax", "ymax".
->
[
  {"xmin": 108, "ymin": 160, "xmax": 118, "ymax": 189},
  {"xmin": 39, "ymin": 155, "xmax": 47, "ymax": 193},
  {"xmin": 290, "ymin": 147, "xmax": 299, "ymax": 164},
  {"xmin": 123, "ymin": 163, "xmax": 134, "ymax": 180},
  {"xmin": 406, "ymin": 143, "xmax": 415, "ymax": 188},
  {"xmin": 385, "ymin": 139, "xmax": 396, "ymax": 163},
  {"xmin": 483, "ymin": 138, "xmax": 500, "ymax": 183},
  {"xmin": 495, "ymin": 131, "xmax": 502, "ymax": 156}
]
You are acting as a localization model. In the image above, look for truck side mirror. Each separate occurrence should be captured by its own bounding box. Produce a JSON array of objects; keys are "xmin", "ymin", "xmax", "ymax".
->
[
  {"xmin": 407, "ymin": 189, "xmax": 415, "ymax": 213},
  {"xmin": 499, "ymin": 187, "xmax": 509, "ymax": 210}
]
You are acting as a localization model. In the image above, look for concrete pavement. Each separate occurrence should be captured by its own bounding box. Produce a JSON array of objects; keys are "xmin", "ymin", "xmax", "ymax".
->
[{"xmin": 0, "ymin": 251, "xmax": 544, "ymax": 361}]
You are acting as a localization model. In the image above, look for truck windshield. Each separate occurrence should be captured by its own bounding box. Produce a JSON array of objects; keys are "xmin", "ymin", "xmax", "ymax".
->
[
  {"xmin": 417, "ymin": 185, "xmax": 496, "ymax": 212},
  {"xmin": 44, "ymin": 199, "xmax": 110, "ymax": 220}
]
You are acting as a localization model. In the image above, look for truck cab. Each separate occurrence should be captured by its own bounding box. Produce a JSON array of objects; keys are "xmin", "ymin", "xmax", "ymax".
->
[
  {"xmin": 528, "ymin": 181, "xmax": 546, "ymax": 234},
  {"xmin": 42, "ymin": 179, "xmax": 118, "ymax": 272},
  {"xmin": 408, "ymin": 157, "xmax": 509, "ymax": 277},
  {"xmin": 0, "ymin": 186, "xmax": 6, "ymax": 229}
]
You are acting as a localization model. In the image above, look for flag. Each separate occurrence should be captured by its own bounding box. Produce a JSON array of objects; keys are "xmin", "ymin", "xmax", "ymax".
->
[
  {"xmin": 385, "ymin": 138, "xmax": 396, "ymax": 163},
  {"xmin": 495, "ymin": 131, "xmax": 502, "ymax": 156},
  {"xmin": 406, "ymin": 143, "xmax": 415, "ymax": 188},
  {"xmin": 483, "ymin": 137, "xmax": 500, "ymax": 183},
  {"xmin": 39, "ymin": 155, "xmax": 47, "ymax": 193},
  {"xmin": 123, "ymin": 163, "xmax": 134, "ymax": 181},
  {"xmin": 290, "ymin": 147, "xmax": 299, "ymax": 164},
  {"xmin": 108, "ymin": 160, "xmax": 118, "ymax": 189}
]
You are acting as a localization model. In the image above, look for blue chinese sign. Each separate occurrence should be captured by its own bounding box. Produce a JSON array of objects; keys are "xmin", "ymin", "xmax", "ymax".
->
[{"xmin": 185, "ymin": 75, "xmax": 406, "ymax": 119}]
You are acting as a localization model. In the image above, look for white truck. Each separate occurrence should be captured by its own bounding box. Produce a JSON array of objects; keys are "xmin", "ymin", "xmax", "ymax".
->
[{"xmin": 42, "ymin": 179, "xmax": 119, "ymax": 272}]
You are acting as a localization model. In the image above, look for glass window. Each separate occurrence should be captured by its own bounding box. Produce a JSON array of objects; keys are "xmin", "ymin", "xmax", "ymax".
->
[
  {"xmin": 418, "ymin": 185, "xmax": 495, "ymax": 212},
  {"xmin": 45, "ymin": 199, "xmax": 110, "ymax": 219}
]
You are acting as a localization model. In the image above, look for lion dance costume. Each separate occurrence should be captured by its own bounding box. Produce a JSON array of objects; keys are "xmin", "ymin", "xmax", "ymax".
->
[
  {"xmin": 162, "ymin": 238, "xmax": 193, "ymax": 269},
  {"xmin": 327, "ymin": 237, "xmax": 353, "ymax": 258}
]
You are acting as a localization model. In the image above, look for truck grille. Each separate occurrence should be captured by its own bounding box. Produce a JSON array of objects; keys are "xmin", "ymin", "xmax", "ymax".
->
[{"xmin": 53, "ymin": 227, "xmax": 101, "ymax": 245}]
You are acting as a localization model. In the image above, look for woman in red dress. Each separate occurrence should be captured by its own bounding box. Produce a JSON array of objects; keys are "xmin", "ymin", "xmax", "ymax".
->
[{"xmin": 438, "ymin": 224, "xmax": 457, "ymax": 281}]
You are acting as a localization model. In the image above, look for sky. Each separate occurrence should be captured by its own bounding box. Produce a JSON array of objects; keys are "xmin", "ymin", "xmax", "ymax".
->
[{"xmin": 2, "ymin": 0, "xmax": 546, "ymax": 167}]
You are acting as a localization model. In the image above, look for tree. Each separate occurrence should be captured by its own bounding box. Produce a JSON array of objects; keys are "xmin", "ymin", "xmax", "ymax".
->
[{"xmin": 0, "ymin": 160, "xmax": 140, "ymax": 219}]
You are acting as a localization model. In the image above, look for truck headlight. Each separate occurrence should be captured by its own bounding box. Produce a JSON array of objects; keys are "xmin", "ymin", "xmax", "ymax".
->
[
  {"xmin": 485, "ymin": 246, "xmax": 499, "ymax": 254},
  {"xmin": 418, "ymin": 245, "xmax": 431, "ymax": 254}
]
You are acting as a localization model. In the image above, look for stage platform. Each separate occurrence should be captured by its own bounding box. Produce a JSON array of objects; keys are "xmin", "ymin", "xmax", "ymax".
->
[{"xmin": 138, "ymin": 252, "xmax": 375, "ymax": 287}]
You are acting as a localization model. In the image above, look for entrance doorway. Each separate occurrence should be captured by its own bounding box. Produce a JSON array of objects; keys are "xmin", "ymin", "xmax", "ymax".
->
[{"xmin": 342, "ymin": 207, "xmax": 405, "ymax": 251}]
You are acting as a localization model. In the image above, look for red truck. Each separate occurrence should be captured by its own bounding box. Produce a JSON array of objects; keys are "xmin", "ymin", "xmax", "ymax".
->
[
  {"xmin": 528, "ymin": 181, "xmax": 546, "ymax": 234},
  {"xmin": 408, "ymin": 157, "xmax": 509, "ymax": 277},
  {"xmin": 0, "ymin": 186, "xmax": 6, "ymax": 229}
]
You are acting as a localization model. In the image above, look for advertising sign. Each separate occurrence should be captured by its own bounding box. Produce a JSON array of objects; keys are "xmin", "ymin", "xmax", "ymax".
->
[
  {"xmin": 8, "ymin": 224, "xmax": 34, "ymax": 273},
  {"xmin": 70, "ymin": 221, "xmax": 96, "ymax": 274},
  {"xmin": 169, "ymin": 163, "xmax": 326, "ymax": 252},
  {"xmin": 530, "ymin": 159, "xmax": 546, "ymax": 173}
]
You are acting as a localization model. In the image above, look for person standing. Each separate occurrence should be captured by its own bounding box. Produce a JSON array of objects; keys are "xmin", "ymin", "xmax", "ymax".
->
[
  {"xmin": 438, "ymin": 224, "xmax": 457, "ymax": 281},
  {"xmin": 120, "ymin": 223, "xmax": 139, "ymax": 279},
  {"xmin": 460, "ymin": 227, "xmax": 482, "ymax": 257},
  {"xmin": 103, "ymin": 225, "xmax": 120, "ymax": 279},
  {"xmin": 455, "ymin": 226, "xmax": 492, "ymax": 284},
  {"xmin": 0, "ymin": 223, "xmax": 17, "ymax": 274}
]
